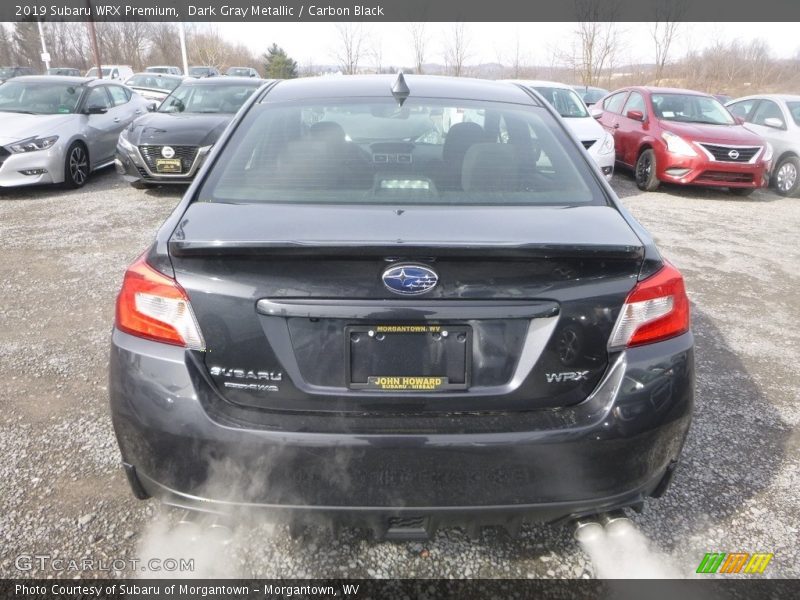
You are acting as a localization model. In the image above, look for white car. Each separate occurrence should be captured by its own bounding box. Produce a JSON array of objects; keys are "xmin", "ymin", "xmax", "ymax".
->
[
  {"xmin": 507, "ymin": 79, "xmax": 615, "ymax": 180},
  {"xmin": 85, "ymin": 65, "xmax": 134, "ymax": 81},
  {"xmin": 727, "ymin": 94, "xmax": 800, "ymax": 197}
]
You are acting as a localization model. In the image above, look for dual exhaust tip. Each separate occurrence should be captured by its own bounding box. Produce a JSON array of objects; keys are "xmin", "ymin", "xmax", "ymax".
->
[
  {"xmin": 572, "ymin": 510, "xmax": 633, "ymax": 543},
  {"xmin": 175, "ymin": 509, "xmax": 235, "ymax": 545}
]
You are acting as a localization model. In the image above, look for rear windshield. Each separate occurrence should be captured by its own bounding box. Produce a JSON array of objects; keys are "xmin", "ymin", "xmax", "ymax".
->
[
  {"xmin": 126, "ymin": 74, "xmax": 181, "ymax": 91},
  {"xmin": 198, "ymin": 98, "xmax": 606, "ymax": 207},
  {"xmin": 652, "ymin": 93, "xmax": 734, "ymax": 125}
]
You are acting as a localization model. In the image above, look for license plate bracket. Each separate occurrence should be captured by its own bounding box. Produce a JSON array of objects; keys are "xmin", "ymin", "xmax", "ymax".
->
[
  {"xmin": 155, "ymin": 158, "xmax": 182, "ymax": 173},
  {"xmin": 346, "ymin": 324, "xmax": 471, "ymax": 391}
]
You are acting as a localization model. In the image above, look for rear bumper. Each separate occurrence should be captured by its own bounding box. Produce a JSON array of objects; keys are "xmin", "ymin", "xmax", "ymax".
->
[{"xmin": 109, "ymin": 329, "xmax": 694, "ymax": 524}]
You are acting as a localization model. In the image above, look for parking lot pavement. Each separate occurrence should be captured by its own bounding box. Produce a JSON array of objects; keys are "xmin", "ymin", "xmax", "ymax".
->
[{"xmin": 1, "ymin": 168, "xmax": 798, "ymax": 579}]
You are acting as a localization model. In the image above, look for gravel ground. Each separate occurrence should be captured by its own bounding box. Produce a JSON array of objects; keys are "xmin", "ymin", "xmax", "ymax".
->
[{"xmin": 0, "ymin": 168, "xmax": 798, "ymax": 579}]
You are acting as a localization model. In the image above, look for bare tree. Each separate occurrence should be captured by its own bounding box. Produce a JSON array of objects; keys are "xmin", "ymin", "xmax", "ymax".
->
[
  {"xmin": 334, "ymin": 23, "xmax": 367, "ymax": 75},
  {"xmin": 0, "ymin": 24, "xmax": 12, "ymax": 66},
  {"xmin": 650, "ymin": 0, "xmax": 686, "ymax": 85},
  {"xmin": 443, "ymin": 23, "xmax": 470, "ymax": 77},
  {"xmin": 188, "ymin": 26, "xmax": 230, "ymax": 70},
  {"xmin": 569, "ymin": 0, "xmax": 622, "ymax": 87},
  {"xmin": 409, "ymin": 22, "xmax": 427, "ymax": 74}
]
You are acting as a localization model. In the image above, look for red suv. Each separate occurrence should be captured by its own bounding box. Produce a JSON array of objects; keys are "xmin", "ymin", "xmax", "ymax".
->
[{"xmin": 594, "ymin": 86, "xmax": 772, "ymax": 195}]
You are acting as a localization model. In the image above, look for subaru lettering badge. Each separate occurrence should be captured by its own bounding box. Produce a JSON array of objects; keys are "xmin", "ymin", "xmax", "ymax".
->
[
  {"xmin": 382, "ymin": 264, "xmax": 438, "ymax": 295},
  {"xmin": 161, "ymin": 146, "xmax": 175, "ymax": 159},
  {"xmin": 728, "ymin": 149, "xmax": 740, "ymax": 160}
]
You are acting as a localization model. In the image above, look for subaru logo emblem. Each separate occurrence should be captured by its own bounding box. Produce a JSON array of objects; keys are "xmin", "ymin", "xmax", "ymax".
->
[
  {"xmin": 382, "ymin": 264, "xmax": 438, "ymax": 295},
  {"xmin": 728, "ymin": 149, "xmax": 740, "ymax": 160},
  {"xmin": 161, "ymin": 146, "xmax": 175, "ymax": 158}
]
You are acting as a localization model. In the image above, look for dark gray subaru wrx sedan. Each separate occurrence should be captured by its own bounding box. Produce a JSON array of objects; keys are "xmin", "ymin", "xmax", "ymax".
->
[{"xmin": 109, "ymin": 75, "xmax": 694, "ymax": 539}]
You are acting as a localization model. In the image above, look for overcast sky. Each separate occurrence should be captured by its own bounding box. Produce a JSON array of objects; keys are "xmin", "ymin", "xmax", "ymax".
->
[{"xmin": 214, "ymin": 22, "xmax": 800, "ymax": 68}]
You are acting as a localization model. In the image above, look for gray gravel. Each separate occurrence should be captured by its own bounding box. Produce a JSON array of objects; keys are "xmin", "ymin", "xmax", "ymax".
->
[{"xmin": 0, "ymin": 168, "xmax": 798, "ymax": 579}]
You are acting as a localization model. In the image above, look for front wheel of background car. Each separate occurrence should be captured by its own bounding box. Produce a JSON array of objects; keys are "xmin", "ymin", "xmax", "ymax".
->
[
  {"xmin": 63, "ymin": 142, "xmax": 89, "ymax": 189},
  {"xmin": 729, "ymin": 187, "xmax": 755, "ymax": 197},
  {"xmin": 773, "ymin": 156, "xmax": 800, "ymax": 197},
  {"xmin": 635, "ymin": 149, "xmax": 660, "ymax": 192}
]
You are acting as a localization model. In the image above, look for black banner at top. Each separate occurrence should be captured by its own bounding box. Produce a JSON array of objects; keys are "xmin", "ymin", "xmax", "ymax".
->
[{"xmin": 3, "ymin": 0, "xmax": 800, "ymax": 22}]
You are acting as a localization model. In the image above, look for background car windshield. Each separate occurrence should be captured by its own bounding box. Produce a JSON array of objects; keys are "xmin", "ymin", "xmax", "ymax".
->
[
  {"xmin": 652, "ymin": 93, "xmax": 734, "ymax": 125},
  {"xmin": 0, "ymin": 67, "xmax": 16, "ymax": 78},
  {"xmin": 87, "ymin": 67, "xmax": 112, "ymax": 77},
  {"xmin": 228, "ymin": 68, "xmax": 251, "ymax": 76},
  {"xmin": 159, "ymin": 83, "xmax": 257, "ymax": 113},
  {"xmin": 786, "ymin": 101, "xmax": 800, "ymax": 126},
  {"xmin": 189, "ymin": 67, "xmax": 211, "ymax": 76},
  {"xmin": 534, "ymin": 87, "xmax": 589, "ymax": 118},
  {"xmin": 127, "ymin": 74, "xmax": 181, "ymax": 91},
  {"xmin": 0, "ymin": 81, "xmax": 82, "ymax": 114},
  {"xmin": 199, "ymin": 98, "xmax": 604, "ymax": 207}
]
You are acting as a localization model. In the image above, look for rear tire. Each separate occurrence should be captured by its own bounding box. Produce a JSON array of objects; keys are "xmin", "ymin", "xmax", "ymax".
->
[
  {"xmin": 635, "ymin": 149, "xmax": 660, "ymax": 192},
  {"xmin": 729, "ymin": 187, "xmax": 755, "ymax": 197},
  {"xmin": 773, "ymin": 156, "xmax": 800, "ymax": 197},
  {"xmin": 63, "ymin": 142, "xmax": 89, "ymax": 189}
]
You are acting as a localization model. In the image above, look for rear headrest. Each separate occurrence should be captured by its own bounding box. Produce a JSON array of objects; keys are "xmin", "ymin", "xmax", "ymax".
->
[
  {"xmin": 443, "ymin": 122, "xmax": 487, "ymax": 163},
  {"xmin": 309, "ymin": 121, "xmax": 347, "ymax": 144},
  {"xmin": 461, "ymin": 143, "xmax": 520, "ymax": 193}
]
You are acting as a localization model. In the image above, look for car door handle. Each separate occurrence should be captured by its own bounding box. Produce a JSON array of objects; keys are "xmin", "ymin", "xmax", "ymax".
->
[
  {"xmin": 134, "ymin": 110, "xmax": 141, "ymax": 115},
  {"xmin": 613, "ymin": 123, "xmax": 620, "ymax": 129},
  {"xmin": 113, "ymin": 117, "xmax": 121, "ymax": 123}
]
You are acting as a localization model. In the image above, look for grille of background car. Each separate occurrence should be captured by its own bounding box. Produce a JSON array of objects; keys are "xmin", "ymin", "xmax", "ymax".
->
[
  {"xmin": 138, "ymin": 145, "xmax": 199, "ymax": 174},
  {"xmin": 696, "ymin": 171, "xmax": 755, "ymax": 183},
  {"xmin": 699, "ymin": 143, "xmax": 761, "ymax": 163}
]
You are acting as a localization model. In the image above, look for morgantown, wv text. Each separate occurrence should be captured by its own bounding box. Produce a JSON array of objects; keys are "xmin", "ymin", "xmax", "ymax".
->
[{"xmin": 15, "ymin": 583, "xmax": 360, "ymax": 597}]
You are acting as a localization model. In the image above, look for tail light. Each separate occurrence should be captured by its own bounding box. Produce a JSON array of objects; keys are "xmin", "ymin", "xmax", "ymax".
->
[
  {"xmin": 608, "ymin": 261, "xmax": 690, "ymax": 349},
  {"xmin": 115, "ymin": 253, "xmax": 205, "ymax": 350}
]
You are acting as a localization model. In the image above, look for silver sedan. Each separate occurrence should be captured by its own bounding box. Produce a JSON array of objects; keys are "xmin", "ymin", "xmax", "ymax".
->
[
  {"xmin": 727, "ymin": 94, "xmax": 800, "ymax": 197},
  {"xmin": 0, "ymin": 76, "xmax": 150, "ymax": 188}
]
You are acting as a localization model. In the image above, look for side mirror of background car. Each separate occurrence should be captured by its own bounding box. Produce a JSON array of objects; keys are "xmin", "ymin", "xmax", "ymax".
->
[
  {"xmin": 733, "ymin": 116, "xmax": 745, "ymax": 125},
  {"xmin": 626, "ymin": 110, "xmax": 645, "ymax": 122},
  {"xmin": 147, "ymin": 102, "xmax": 158, "ymax": 112},
  {"xmin": 85, "ymin": 105, "xmax": 108, "ymax": 115},
  {"xmin": 763, "ymin": 117, "xmax": 786, "ymax": 130},
  {"xmin": 590, "ymin": 107, "xmax": 603, "ymax": 120}
]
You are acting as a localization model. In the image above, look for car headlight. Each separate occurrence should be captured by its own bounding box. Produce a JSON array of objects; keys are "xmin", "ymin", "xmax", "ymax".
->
[
  {"xmin": 762, "ymin": 142, "xmax": 774, "ymax": 163},
  {"xmin": 598, "ymin": 132, "xmax": 614, "ymax": 155},
  {"xmin": 661, "ymin": 131, "xmax": 697, "ymax": 157},
  {"xmin": 118, "ymin": 130, "xmax": 136, "ymax": 153},
  {"xmin": 8, "ymin": 135, "xmax": 59, "ymax": 153}
]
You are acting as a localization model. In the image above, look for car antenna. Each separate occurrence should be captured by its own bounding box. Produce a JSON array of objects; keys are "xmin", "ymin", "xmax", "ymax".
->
[{"xmin": 391, "ymin": 71, "xmax": 410, "ymax": 106}]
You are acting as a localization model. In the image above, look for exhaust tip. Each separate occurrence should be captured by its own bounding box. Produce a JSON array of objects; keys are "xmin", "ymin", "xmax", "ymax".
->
[{"xmin": 573, "ymin": 517, "xmax": 604, "ymax": 543}]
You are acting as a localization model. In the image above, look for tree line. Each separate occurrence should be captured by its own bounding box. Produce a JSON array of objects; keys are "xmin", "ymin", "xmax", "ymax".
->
[
  {"xmin": 0, "ymin": 22, "xmax": 298, "ymax": 79},
  {"xmin": 2, "ymin": 20, "xmax": 799, "ymax": 96}
]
